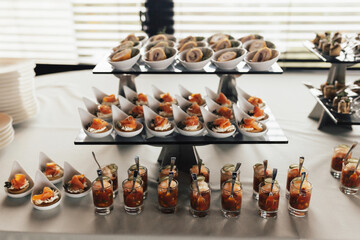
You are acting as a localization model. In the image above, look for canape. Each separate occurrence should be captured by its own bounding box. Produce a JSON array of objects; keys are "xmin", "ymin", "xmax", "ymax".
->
[
  {"xmin": 158, "ymin": 103, "xmax": 173, "ymax": 118},
  {"xmin": 64, "ymin": 174, "xmax": 90, "ymax": 194},
  {"xmin": 4, "ymin": 174, "xmax": 30, "ymax": 194},
  {"xmin": 133, "ymin": 93, "xmax": 148, "ymax": 106},
  {"xmin": 144, "ymin": 106, "xmax": 175, "ymax": 137},
  {"xmin": 87, "ymin": 118, "xmax": 112, "ymax": 134},
  {"xmin": 177, "ymin": 116, "xmax": 203, "ymax": 132},
  {"xmin": 101, "ymin": 94, "xmax": 119, "ymax": 106},
  {"xmin": 79, "ymin": 108, "xmax": 113, "ymax": 138},
  {"xmin": 129, "ymin": 105, "xmax": 144, "ymax": 118},
  {"xmin": 186, "ymin": 103, "xmax": 202, "ymax": 117},
  {"xmin": 159, "ymin": 92, "xmax": 177, "ymax": 105},
  {"xmin": 32, "ymin": 186, "xmax": 60, "ymax": 207},
  {"xmin": 216, "ymin": 93, "xmax": 232, "ymax": 107},
  {"xmin": 151, "ymin": 115, "xmax": 173, "ymax": 132},
  {"xmin": 248, "ymin": 96, "xmax": 265, "ymax": 108},
  {"xmin": 96, "ymin": 104, "xmax": 112, "ymax": 119},
  {"xmin": 213, "ymin": 106, "xmax": 234, "ymax": 120},
  {"xmin": 238, "ymin": 117, "xmax": 268, "ymax": 137},
  {"xmin": 112, "ymin": 105, "xmax": 143, "ymax": 137},
  {"xmin": 188, "ymin": 93, "xmax": 205, "ymax": 106},
  {"xmin": 208, "ymin": 117, "xmax": 236, "ymax": 134},
  {"xmin": 43, "ymin": 162, "xmax": 64, "ymax": 182},
  {"xmin": 248, "ymin": 106, "xmax": 269, "ymax": 122}
]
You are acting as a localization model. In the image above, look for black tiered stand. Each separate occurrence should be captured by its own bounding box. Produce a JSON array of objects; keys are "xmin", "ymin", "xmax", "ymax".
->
[
  {"xmin": 303, "ymin": 41, "xmax": 360, "ymax": 129},
  {"xmin": 75, "ymin": 53, "xmax": 287, "ymax": 170}
]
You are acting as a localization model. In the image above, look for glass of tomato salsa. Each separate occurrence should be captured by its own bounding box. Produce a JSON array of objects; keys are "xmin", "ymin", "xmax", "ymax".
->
[{"xmin": 340, "ymin": 158, "xmax": 360, "ymax": 195}]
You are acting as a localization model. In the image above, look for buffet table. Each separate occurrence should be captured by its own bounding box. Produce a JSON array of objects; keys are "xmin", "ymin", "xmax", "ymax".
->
[{"xmin": 0, "ymin": 70, "xmax": 359, "ymax": 240}]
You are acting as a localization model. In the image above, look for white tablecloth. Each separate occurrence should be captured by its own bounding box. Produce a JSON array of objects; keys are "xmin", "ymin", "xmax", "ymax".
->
[{"xmin": 0, "ymin": 70, "xmax": 359, "ymax": 240}]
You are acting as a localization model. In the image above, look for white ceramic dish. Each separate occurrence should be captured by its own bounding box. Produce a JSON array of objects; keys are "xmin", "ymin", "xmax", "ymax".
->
[
  {"xmin": 245, "ymin": 49, "xmax": 280, "ymax": 71},
  {"xmin": 205, "ymin": 87, "xmax": 233, "ymax": 107},
  {"xmin": 82, "ymin": 97, "xmax": 112, "ymax": 121},
  {"xmin": 210, "ymin": 40, "xmax": 242, "ymax": 52},
  {"xmin": 233, "ymin": 104, "xmax": 268, "ymax": 137},
  {"xmin": 4, "ymin": 161, "xmax": 34, "ymax": 198},
  {"xmin": 118, "ymin": 95, "xmax": 144, "ymax": 120},
  {"xmin": 108, "ymin": 48, "xmax": 140, "ymax": 70},
  {"xmin": 200, "ymin": 106, "xmax": 235, "ymax": 138},
  {"xmin": 31, "ymin": 170, "xmax": 62, "ymax": 211},
  {"xmin": 143, "ymin": 106, "xmax": 175, "ymax": 137},
  {"xmin": 144, "ymin": 40, "xmax": 175, "ymax": 52},
  {"xmin": 78, "ymin": 108, "xmax": 113, "ymax": 139},
  {"xmin": 112, "ymin": 105, "xmax": 143, "ymax": 137},
  {"xmin": 242, "ymin": 39, "xmax": 276, "ymax": 52},
  {"xmin": 172, "ymin": 104, "xmax": 204, "ymax": 136},
  {"xmin": 204, "ymin": 96, "xmax": 234, "ymax": 120},
  {"xmin": 143, "ymin": 47, "xmax": 177, "ymax": 70},
  {"xmin": 62, "ymin": 161, "xmax": 91, "ymax": 198},
  {"xmin": 0, "ymin": 113, "xmax": 12, "ymax": 132},
  {"xmin": 39, "ymin": 152, "xmax": 64, "ymax": 185},
  {"xmin": 211, "ymin": 47, "xmax": 247, "ymax": 70},
  {"xmin": 178, "ymin": 47, "xmax": 213, "ymax": 71},
  {"xmin": 92, "ymin": 87, "xmax": 119, "ymax": 106}
]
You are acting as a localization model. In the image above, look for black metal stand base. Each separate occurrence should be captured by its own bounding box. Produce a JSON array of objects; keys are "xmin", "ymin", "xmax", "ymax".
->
[
  {"xmin": 157, "ymin": 145, "xmax": 197, "ymax": 172},
  {"xmin": 115, "ymin": 74, "xmax": 138, "ymax": 97},
  {"xmin": 217, "ymin": 74, "xmax": 241, "ymax": 102}
]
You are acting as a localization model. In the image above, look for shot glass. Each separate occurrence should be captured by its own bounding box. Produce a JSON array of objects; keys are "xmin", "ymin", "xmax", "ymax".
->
[
  {"xmin": 190, "ymin": 164, "xmax": 210, "ymax": 183},
  {"xmin": 221, "ymin": 179, "xmax": 242, "ymax": 218},
  {"xmin": 286, "ymin": 164, "xmax": 307, "ymax": 198},
  {"xmin": 253, "ymin": 163, "xmax": 273, "ymax": 200},
  {"xmin": 159, "ymin": 165, "xmax": 178, "ymax": 181},
  {"xmin": 331, "ymin": 144, "xmax": 351, "ymax": 179},
  {"xmin": 128, "ymin": 164, "xmax": 148, "ymax": 199},
  {"xmin": 101, "ymin": 163, "xmax": 118, "ymax": 197},
  {"xmin": 288, "ymin": 177, "xmax": 312, "ymax": 217},
  {"xmin": 158, "ymin": 177, "xmax": 179, "ymax": 213},
  {"xmin": 220, "ymin": 164, "xmax": 240, "ymax": 187},
  {"xmin": 122, "ymin": 177, "xmax": 144, "ymax": 215},
  {"xmin": 340, "ymin": 158, "xmax": 360, "ymax": 195},
  {"xmin": 190, "ymin": 176, "xmax": 211, "ymax": 217},
  {"xmin": 258, "ymin": 178, "xmax": 280, "ymax": 218},
  {"xmin": 92, "ymin": 177, "xmax": 113, "ymax": 215}
]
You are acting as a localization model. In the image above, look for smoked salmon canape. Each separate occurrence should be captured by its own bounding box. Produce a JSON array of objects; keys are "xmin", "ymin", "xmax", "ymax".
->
[
  {"xmin": 157, "ymin": 103, "xmax": 173, "ymax": 118},
  {"xmin": 207, "ymin": 117, "xmax": 236, "ymax": 134},
  {"xmin": 63, "ymin": 174, "xmax": 90, "ymax": 194},
  {"xmin": 96, "ymin": 104, "xmax": 112, "ymax": 119},
  {"xmin": 129, "ymin": 105, "xmax": 144, "ymax": 118},
  {"xmin": 186, "ymin": 103, "xmax": 202, "ymax": 117},
  {"xmin": 101, "ymin": 94, "xmax": 119, "ymax": 106},
  {"xmin": 43, "ymin": 162, "xmax": 64, "ymax": 182},
  {"xmin": 134, "ymin": 93, "xmax": 148, "ymax": 106},
  {"xmin": 87, "ymin": 118, "xmax": 111, "ymax": 134},
  {"xmin": 248, "ymin": 96, "xmax": 265, "ymax": 109},
  {"xmin": 116, "ymin": 116, "xmax": 142, "ymax": 133},
  {"xmin": 238, "ymin": 117, "xmax": 268, "ymax": 137},
  {"xmin": 247, "ymin": 106, "xmax": 269, "ymax": 122},
  {"xmin": 177, "ymin": 116, "xmax": 203, "ymax": 132},
  {"xmin": 213, "ymin": 106, "xmax": 234, "ymax": 120},
  {"xmin": 150, "ymin": 115, "xmax": 173, "ymax": 132},
  {"xmin": 4, "ymin": 174, "xmax": 30, "ymax": 194},
  {"xmin": 188, "ymin": 93, "xmax": 205, "ymax": 106},
  {"xmin": 159, "ymin": 92, "xmax": 177, "ymax": 105},
  {"xmin": 215, "ymin": 93, "xmax": 232, "ymax": 108},
  {"xmin": 32, "ymin": 186, "xmax": 60, "ymax": 207}
]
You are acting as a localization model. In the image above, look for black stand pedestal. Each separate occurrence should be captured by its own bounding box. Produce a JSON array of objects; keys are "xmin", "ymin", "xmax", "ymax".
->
[{"xmin": 157, "ymin": 145, "xmax": 198, "ymax": 172}]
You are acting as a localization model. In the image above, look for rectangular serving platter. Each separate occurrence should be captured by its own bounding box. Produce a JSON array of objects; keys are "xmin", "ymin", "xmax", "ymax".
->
[
  {"xmin": 303, "ymin": 41, "xmax": 360, "ymax": 64},
  {"xmin": 93, "ymin": 53, "xmax": 283, "ymax": 75},
  {"xmin": 74, "ymin": 108, "xmax": 288, "ymax": 145},
  {"xmin": 304, "ymin": 83, "xmax": 360, "ymax": 125}
]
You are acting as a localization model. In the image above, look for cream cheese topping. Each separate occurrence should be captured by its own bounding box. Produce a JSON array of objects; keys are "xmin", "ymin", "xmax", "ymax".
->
[
  {"xmin": 68, "ymin": 182, "xmax": 88, "ymax": 194},
  {"xmin": 102, "ymin": 100, "xmax": 119, "ymax": 106},
  {"xmin": 212, "ymin": 124, "xmax": 235, "ymax": 133},
  {"xmin": 184, "ymin": 123, "xmax": 201, "ymax": 131},
  {"xmin": 154, "ymin": 122, "xmax": 172, "ymax": 131},
  {"xmin": 159, "ymin": 111, "xmax": 173, "ymax": 118},
  {"xmin": 9, "ymin": 179, "xmax": 29, "ymax": 190},
  {"xmin": 34, "ymin": 190, "xmax": 60, "ymax": 205},
  {"xmin": 87, "ymin": 126, "xmax": 107, "ymax": 133}
]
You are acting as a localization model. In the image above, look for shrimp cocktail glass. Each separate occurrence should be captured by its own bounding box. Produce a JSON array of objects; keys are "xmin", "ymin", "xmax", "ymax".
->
[
  {"xmin": 92, "ymin": 176, "xmax": 113, "ymax": 215},
  {"xmin": 128, "ymin": 164, "xmax": 148, "ymax": 199},
  {"xmin": 286, "ymin": 164, "xmax": 307, "ymax": 198},
  {"xmin": 331, "ymin": 144, "xmax": 351, "ymax": 179},
  {"xmin": 288, "ymin": 176, "xmax": 312, "ymax": 217},
  {"xmin": 159, "ymin": 165, "xmax": 178, "ymax": 181},
  {"xmin": 190, "ymin": 164, "xmax": 210, "ymax": 183},
  {"xmin": 340, "ymin": 158, "xmax": 360, "ymax": 195},
  {"xmin": 122, "ymin": 172, "xmax": 144, "ymax": 215},
  {"xmin": 220, "ymin": 164, "xmax": 240, "ymax": 187},
  {"xmin": 253, "ymin": 161, "xmax": 272, "ymax": 200},
  {"xmin": 221, "ymin": 177, "xmax": 242, "ymax": 218},
  {"xmin": 190, "ymin": 175, "xmax": 211, "ymax": 218},
  {"xmin": 158, "ymin": 173, "xmax": 178, "ymax": 214},
  {"xmin": 101, "ymin": 163, "xmax": 118, "ymax": 197},
  {"xmin": 258, "ymin": 178, "xmax": 280, "ymax": 218}
]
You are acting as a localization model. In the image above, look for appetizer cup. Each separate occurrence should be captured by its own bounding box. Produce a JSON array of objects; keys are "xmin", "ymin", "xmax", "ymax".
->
[
  {"xmin": 220, "ymin": 164, "xmax": 240, "ymax": 186},
  {"xmin": 245, "ymin": 49, "xmax": 280, "ymax": 71},
  {"xmin": 82, "ymin": 97, "xmax": 112, "ymax": 121},
  {"xmin": 4, "ymin": 161, "xmax": 34, "ymax": 198},
  {"xmin": 92, "ymin": 176, "xmax": 113, "ymax": 215},
  {"xmin": 31, "ymin": 170, "xmax": 62, "ymax": 211},
  {"xmin": 200, "ymin": 106, "xmax": 236, "ymax": 138},
  {"xmin": 339, "ymin": 158, "xmax": 360, "ymax": 195},
  {"xmin": 39, "ymin": 152, "xmax": 64, "ymax": 184},
  {"xmin": 331, "ymin": 144, "xmax": 351, "ymax": 179},
  {"xmin": 288, "ymin": 177, "xmax": 312, "ymax": 217},
  {"xmin": 190, "ymin": 164, "xmax": 210, "ymax": 183},
  {"xmin": 92, "ymin": 87, "xmax": 119, "ymax": 106},
  {"xmin": 178, "ymin": 84, "xmax": 206, "ymax": 106},
  {"xmin": 78, "ymin": 108, "xmax": 113, "ymax": 139},
  {"xmin": 128, "ymin": 164, "xmax": 148, "ymax": 199},
  {"xmin": 144, "ymin": 40, "xmax": 175, "ymax": 52},
  {"xmin": 253, "ymin": 163, "xmax": 273, "ymax": 200},
  {"xmin": 122, "ymin": 177, "xmax": 144, "ymax": 215},
  {"xmin": 147, "ymin": 95, "xmax": 173, "ymax": 118},
  {"xmin": 286, "ymin": 164, "xmax": 307, "ymax": 198},
  {"xmin": 236, "ymin": 86, "xmax": 267, "ymax": 109},
  {"xmin": 211, "ymin": 47, "xmax": 247, "ymax": 70},
  {"xmin": 143, "ymin": 47, "xmax": 177, "ymax": 70},
  {"xmin": 190, "ymin": 177, "xmax": 211, "ymax": 218},
  {"xmin": 258, "ymin": 178, "xmax": 280, "ymax": 218},
  {"xmin": 101, "ymin": 163, "xmax": 119, "ymax": 197},
  {"xmin": 221, "ymin": 179, "xmax": 242, "ymax": 218},
  {"xmin": 143, "ymin": 105, "xmax": 175, "ymax": 137},
  {"xmin": 172, "ymin": 104, "xmax": 204, "ymax": 137},
  {"xmin": 62, "ymin": 161, "xmax": 91, "ymax": 198},
  {"xmin": 158, "ymin": 177, "xmax": 179, "ymax": 213},
  {"xmin": 159, "ymin": 165, "xmax": 179, "ymax": 181},
  {"xmin": 233, "ymin": 105, "xmax": 268, "ymax": 137},
  {"xmin": 118, "ymin": 95, "xmax": 144, "ymax": 119},
  {"xmin": 204, "ymin": 96, "xmax": 234, "ymax": 120},
  {"xmin": 178, "ymin": 47, "xmax": 213, "ymax": 71},
  {"xmin": 108, "ymin": 48, "xmax": 140, "ymax": 70},
  {"xmin": 112, "ymin": 105, "xmax": 143, "ymax": 138}
]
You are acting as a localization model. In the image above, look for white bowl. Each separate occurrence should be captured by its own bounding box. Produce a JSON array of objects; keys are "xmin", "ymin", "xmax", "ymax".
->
[
  {"xmin": 4, "ymin": 161, "xmax": 34, "ymax": 198},
  {"xmin": 200, "ymin": 106, "xmax": 236, "ymax": 138},
  {"xmin": 172, "ymin": 104, "xmax": 204, "ymax": 137},
  {"xmin": 39, "ymin": 152, "xmax": 64, "ymax": 185},
  {"xmin": 78, "ymin": 108, "xmax": 113, "ymax": 139},
  {"xmin": 82, "ymin": 97, "xmax": 112, "ymax": 121},
  {"xmin": 143, "ymin": 47, "xmax": 177, "ymax": 70},
  {"xmin": 245, "ymin": 49, "xmax": 280, "ymax": 71},
  {"xmin": 233, "ymin": 104, "xmax": 268, "ymax": 137},
  {"xmin": 178, "ymin": 47, "xmax": 213, "ymax": 71},
  {"xmin": 112, "ymin": 105, "xmax": 143, "ymax": 138},
  {"xmin": 211, "ymin": 47, "xmax": 247, "ymax": 70},
  {"xmin": 62, "ymin": 162, "xmax": 91, "ymax": 198},
  {"xmin": 108, "ymin": 48, "xmax": 140, "ymax": 70},
  {"xmin": 143, "ymin": 106, "xmax": 175, "ymax": 137}
]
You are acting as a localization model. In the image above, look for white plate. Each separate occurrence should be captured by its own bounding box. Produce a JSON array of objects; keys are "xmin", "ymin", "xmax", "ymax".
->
[
  {"xmin": 0, "ymin": 59, "xmax": 35, "ymax": 75},
  {"xmin": 0, "ymin": 133, "xmax": 14, "ymax": 150},
  {"xmin": 0, "ymin": 113, "xmax": 12, "ymax": 132},
  {"xmin": 0, "ymin": 124, "xmax": 13, "ymax": 135},
  {"xmin": 0, "ymin": 127, "xmax": 14, "ymax": 143}
]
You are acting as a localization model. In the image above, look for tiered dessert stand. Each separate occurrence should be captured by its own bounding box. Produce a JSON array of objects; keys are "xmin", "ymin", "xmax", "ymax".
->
[
  {"xmin": 74, "ymin": 51, "xmax": 288, "ymax": 170},
  {"xmin": 303, "ymin": 41, "xmax": 360, "ymax": 129}
]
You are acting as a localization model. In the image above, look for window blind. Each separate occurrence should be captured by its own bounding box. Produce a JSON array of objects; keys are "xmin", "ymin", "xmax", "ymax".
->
[{"xmin": 0, "ymin": 0, "xmax": 77, "ymax": 64}]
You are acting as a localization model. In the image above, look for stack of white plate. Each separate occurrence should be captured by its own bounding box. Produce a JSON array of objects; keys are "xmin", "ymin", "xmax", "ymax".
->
[
  {"xmin": 0, "ymin": 113, "xmax": 15, "ymax": 150},
  {"xmin": 0, "ymin": 59, "xmax": 38, "ymax": 124}
]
